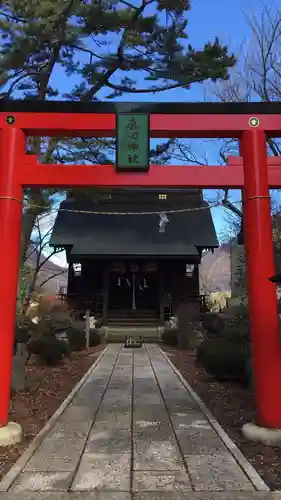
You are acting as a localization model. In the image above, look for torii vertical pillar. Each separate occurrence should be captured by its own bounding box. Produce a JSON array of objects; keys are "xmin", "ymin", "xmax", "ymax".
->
[
  {"xmin": 241, "ymin": 129, "xmax": 281, "ymax": 429},
  {"xmin": 0, "ymin": 125, "xmax": 24, "ymax": 444}
]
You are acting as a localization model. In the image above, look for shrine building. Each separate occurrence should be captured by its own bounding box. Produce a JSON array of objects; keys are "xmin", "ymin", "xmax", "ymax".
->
[{"xmin": 49, "ymin": 188, "xmax": 218, "ymax": 326}]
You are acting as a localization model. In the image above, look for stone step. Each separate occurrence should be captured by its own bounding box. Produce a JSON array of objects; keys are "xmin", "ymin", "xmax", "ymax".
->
[
  {"xmin": 108, "ymin": 326, "xmax": 159, "ymax": 335},
  {"xmin": 108, "ymin": 313, "xmax": 158, "ymax": 318},
  {"xmin": 108, "ymin": 316, "xmax": 159, "ymax": 321},
  {"xmin": 106, "ymin": 326, "xmax": 161, "ymax": 343},
  {"xmin": 107, "ymin": 315, "xmax": 159, "ymax": 327},
  {"xmin": 108, "ymin": 321, "xmax": 158, "ymax": 329},
  {"xmin": 108, "ymin": 336, "xmax": 161, "ymax": 342},
  {"xmin": 108, "ymin": 316, "xmax": 158, "ymax": 321},
  {"xmin": 108, "ymin": 339, "xmax": 160, "ymax": 343},
  {"xmin": 108, "ymin": 309, "xmax": 157, "ymax": 314}
]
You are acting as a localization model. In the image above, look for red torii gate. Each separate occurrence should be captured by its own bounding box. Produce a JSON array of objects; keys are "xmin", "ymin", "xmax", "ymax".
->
[{"xmin": 1, "ymin": 100, "xmax": 281, "ymax": 433}]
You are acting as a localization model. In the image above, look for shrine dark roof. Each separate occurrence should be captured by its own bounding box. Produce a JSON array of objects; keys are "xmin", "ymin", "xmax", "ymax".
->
[{"xmin": 50, "ymin": 198, "xmax": 218, "ymax": 259}]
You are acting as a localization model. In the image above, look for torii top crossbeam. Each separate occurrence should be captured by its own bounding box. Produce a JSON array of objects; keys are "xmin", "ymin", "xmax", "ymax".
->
[
  {"xmin": 1, "ymin": 99, "xmax": 281, "ymax": 138},
  {"xmin": 1, "ymin": 99, "xmax": 281, "ymax": 189}
]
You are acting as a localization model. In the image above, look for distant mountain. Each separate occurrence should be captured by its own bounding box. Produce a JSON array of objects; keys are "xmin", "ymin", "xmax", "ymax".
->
[
  {"xmin": 26, "ymin": 248, "xmax": 68, "ymax": 296},
  {"xmin": 199, "ymin": 244, "xmax": 231, "ymax": 293}
]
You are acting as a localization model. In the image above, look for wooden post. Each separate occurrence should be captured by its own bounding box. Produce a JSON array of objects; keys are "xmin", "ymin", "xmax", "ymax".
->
[
  {"xmin": 159, "ymin": 263, "xmax": 165, "ymax": 325},
  {"xmin": 0, "ymin": 127, "xmax": 24, "ymax": 428},
  {"xmin": 85, "ymin": 309, "xmax": 90, "ymax": 349},
  {"xmin": 193, "ymin": 264, "xmax": 200, "ymax": 295},
  {"xmin": 103, "ymin": 264, "xmax": 109, "ymax": 325},
  {"xmin": 241, "ymin": 129, "xmax": 281, "ymax": 428}
]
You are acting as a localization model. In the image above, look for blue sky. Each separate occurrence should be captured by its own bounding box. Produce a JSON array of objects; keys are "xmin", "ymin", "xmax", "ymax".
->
[{"xmin": 47, "ymin": 0, "xmax": 268, "ymax": 266}]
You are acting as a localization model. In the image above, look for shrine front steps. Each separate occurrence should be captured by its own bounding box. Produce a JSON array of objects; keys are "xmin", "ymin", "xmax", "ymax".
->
[
  {"xmin": 107, "ymin": 309, "xmax": 159, "ymax": 325},
  {"xmin": 106, "ymin": 325, "xmax": 162, "ymax": 343}
]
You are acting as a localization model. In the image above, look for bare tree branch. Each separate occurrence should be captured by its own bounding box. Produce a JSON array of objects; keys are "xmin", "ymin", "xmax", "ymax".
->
[
  {"xmin": 38, "ymin": 268, "xmax": 68, "ymax": 289},
  {"xmin": 210, "ymin": 3, "xmax": 281, "ymax": 160}
]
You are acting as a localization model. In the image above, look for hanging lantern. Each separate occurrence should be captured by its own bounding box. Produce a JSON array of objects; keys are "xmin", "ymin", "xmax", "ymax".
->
[{"xmin": 110, "ymin": 262, "xmax": 125, "ymax": 274}]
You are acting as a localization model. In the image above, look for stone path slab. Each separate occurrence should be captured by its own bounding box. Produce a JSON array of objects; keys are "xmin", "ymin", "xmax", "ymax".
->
[
  {"xmin": 0, "ymin": 344, "xmax": 272, "ymax": 499},
  {"xmin": 0, "ymin": 494, "xmax": 281, "ymax": 500}
]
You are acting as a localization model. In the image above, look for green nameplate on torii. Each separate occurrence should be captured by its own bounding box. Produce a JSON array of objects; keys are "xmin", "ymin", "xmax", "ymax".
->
[{"xmin": 116, "ymin": 113, "xmax": 150, "ymax": 172}]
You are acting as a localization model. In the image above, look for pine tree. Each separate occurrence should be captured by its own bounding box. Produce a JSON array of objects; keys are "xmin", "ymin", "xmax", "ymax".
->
[
  {"xmin": 0, "ymin": 0, "xmax": 235, "ymax": 101},
  {"xmin": 0, "ymin": 0, "xmax": 236, "ymax": 262}
]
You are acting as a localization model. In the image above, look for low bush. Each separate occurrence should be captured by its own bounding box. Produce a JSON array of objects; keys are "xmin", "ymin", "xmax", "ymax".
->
[
  {"xmin": 67, "ymin": 326, "xmax": 86, "ymax": 351},
  {"xmin": 162, "ymin": 327, "xmax": 178, "ymax": 347},
  {"xmin": 197, "ymin": 338, "xmax": 247, "ymax": 382},
  {"xmin": 198, "ymin": 305, "xmax": 252, "ymax": 385},
  {"xmin": 15, "ymin": 314, "xmax": 34, "ymax": 343},
  {"xmin": 196, "ymin": 338, "xmax": 208, "ymax": 365},
  {"xmin": 37, "ymin": 316, "xmax": 54, "ymax": 336},
  {"xmin": 14, "ymin": 314, "xmax": 33, "ymax": 355},
  {"xmin": 27, "ymin": 335, "xmax": 70, "ymax": 365},
  {"xmin": 94, "ymin": 319, "xmax": 103, "ymax": 329},
  {"xmin": 89, "ymin": 328, "xmax": 102, "ymax": 347},
  {"xmin": 49, "ymin": 305, "xmax": 73, "ymax": 333},
  {"xmin": 26, "ymin": 307, "xmax": 72, "ymax": 365},
  {"xmin": 201, "ymin": 313, "xmax": 225, "ymax": 338},
  {"xmin": 26, "ymin": 301, "xmax": 103, "ymax": 361}
]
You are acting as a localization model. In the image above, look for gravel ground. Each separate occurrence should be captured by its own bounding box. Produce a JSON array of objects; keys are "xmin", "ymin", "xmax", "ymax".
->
[
  {"xmin": 162, "ymin": 345, "xmax": 281, "ymax": 490},
  {"xmin": 0, "ymin": 346, "xmax": 104, "ymax": 480}
]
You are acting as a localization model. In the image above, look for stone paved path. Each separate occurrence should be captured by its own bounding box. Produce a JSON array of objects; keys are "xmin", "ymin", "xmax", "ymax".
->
[{"xmin": 0, "ymin": 344, "xmax": 277, "ymax": 500}]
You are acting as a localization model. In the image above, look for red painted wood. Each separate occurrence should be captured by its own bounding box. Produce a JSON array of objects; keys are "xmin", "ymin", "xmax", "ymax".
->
[
  {"xmin": 0, "ymin": 128, "xmax": 24, "ymax": 427},
  {"xmin": 1, "ymin": 112, "xmax": 281, "ymax": 137},
  {"xmin": 18, "ymin": 160, "xmax": 281, "ymax": 189},
  {"xmin": 1, "ymin": 106, "xmax": 281, "ymax": 429},
  {"xmin": 228, "ymin": 155, "xmax": 281, "ymax": 166},
  {"xmin": 242, "ymin": 129, "xmax": 281, "ymax": 428}
]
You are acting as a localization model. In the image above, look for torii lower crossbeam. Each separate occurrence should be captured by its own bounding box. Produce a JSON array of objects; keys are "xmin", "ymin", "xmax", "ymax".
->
[
  {"xmin": 0, "ymin": 102, "xmax": 281, "ymax": 436},
  {"xmin": 20, "ymin": 159, "xmax": 281, "ymax": 189}
]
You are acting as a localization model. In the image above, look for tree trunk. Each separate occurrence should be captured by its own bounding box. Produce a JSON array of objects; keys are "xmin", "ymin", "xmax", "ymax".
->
[
  {"xmin": 22, "ymin": 270, "xmax": 38, "ymax": 312},
  {"xmin": 21, "ymin": 208, "xmax": 45, "ymax": 264},
  {"xmin": 18, "ymin": 196, "xmax": 49, "ymax": 311},
  {"xmin": 11, "ymin": 344, "xmax": 29, "ymax": 392}
]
